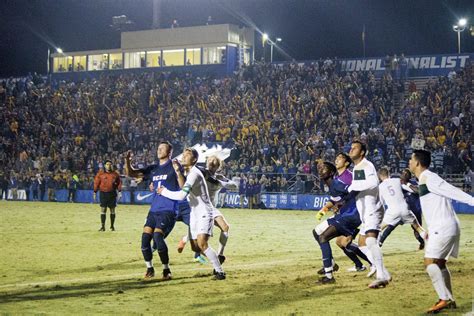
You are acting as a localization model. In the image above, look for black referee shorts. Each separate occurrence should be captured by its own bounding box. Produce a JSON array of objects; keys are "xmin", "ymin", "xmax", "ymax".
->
[{"xmin": 100, "ymin": 191, "xmax": 117, "ymax": 208}]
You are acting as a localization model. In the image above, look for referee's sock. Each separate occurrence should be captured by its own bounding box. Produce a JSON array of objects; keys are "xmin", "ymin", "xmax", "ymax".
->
[
  {"xmin": 110, "ymin": 209, "xmax": 116, "ymax": 229},
  {"xmin": 100, "ymin": 212, "xmax": 106, "ymax": 228}
]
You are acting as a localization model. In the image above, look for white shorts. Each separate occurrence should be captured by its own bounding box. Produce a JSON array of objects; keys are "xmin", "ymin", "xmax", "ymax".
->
[
  {"xmin": 212, "ymin": 207, "xmax": 223, "ymax": 219},
  {"xmin": 425, "ymin": 233, "xmax": 460, "ymax": 260},
  {"xmin": 360, "ymin": 208, "xmax": 383, "ymax": 234},
  {"xmin": 190, "ymin": 206, "xmax": 214, "ymax": 239},
  {"xmin": 382, "ymin": 208, "xmax": 416, "ymax": 227}
]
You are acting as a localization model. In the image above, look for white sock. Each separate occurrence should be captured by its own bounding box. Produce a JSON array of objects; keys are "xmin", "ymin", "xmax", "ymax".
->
[
  {"xmin": 359, "ymin": 245, "xmax": 374, "ymax": 266},
  {"xmin": 181, "ymin": 235, "xmax": 188, "ymax": 243},
  {"xmin": 366, "ymin": 237, "xmax": 388, "ymax": 280},
  {"xmin": 218, "ymin": 231, "xmax": 229, "ymax": 256},
  {"xmin": 324, "ymin": 267, "xmax": 333, "ymax": 279},
  {"xmin": 145, "ymin": 261, "xmax": 153, "ymax": 268},
  {"xmin": 163, "ymin": 263, "xmax": 169, "ymax": 270},
  {"xmin": 427, "ymin": 264, "xmax": 449, "ymax": 300},
  {"xmin": 203, "ymin": 246, "xmax": 223, "ymax": 273},
  {"xmin": 441, "ymin": 267, "xmax": 454, "ymax": 301}
]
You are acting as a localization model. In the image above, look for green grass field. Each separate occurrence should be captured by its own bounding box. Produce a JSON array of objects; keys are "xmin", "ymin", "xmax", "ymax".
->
[{"xmin": 0, "ymin": 201, "xmax": 473, "ymax": 315}]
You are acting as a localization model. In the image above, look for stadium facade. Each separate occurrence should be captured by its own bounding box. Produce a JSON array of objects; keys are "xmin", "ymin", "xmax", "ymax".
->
[{"xmin": 50, "ymin": 24, "xmax": 255, "ymax": 79}]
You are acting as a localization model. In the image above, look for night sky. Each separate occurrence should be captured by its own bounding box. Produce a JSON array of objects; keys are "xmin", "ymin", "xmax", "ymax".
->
[{"xmin": 0, "ymin": 0, "xmax": 472, "ymax": 77}]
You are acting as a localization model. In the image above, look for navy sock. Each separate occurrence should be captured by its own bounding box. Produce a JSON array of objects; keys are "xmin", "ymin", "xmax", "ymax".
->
[
  {"xmin": 100, "ymin": 213, "xmax": 106, "ymax": 227},
  {"xmin": 346, "ymin": 243, "xmax": 371, "ymax": 265},
  {"xmin": 379, "ymin": 225, "xmax": 397, "ymax": 246},
  {"xmin": 153, "ymin": 232, "xmax": 169, "ymax": 265},
  {"xmin": 320, "ymin": 241, "xmax": 333, "ymax": 269},
  {"xmin": 141, "ymin": 233, "xmax": 153, "ymax": 262},
  {"xmin": 342, "ymin": 247, "xmax": 363, "ymax": 268}
]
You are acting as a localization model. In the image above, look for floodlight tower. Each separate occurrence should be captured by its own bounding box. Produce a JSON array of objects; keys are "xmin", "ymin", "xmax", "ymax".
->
[{"xmin": 453, "ymin": 18, "xmax": 468, "ymax": 54}]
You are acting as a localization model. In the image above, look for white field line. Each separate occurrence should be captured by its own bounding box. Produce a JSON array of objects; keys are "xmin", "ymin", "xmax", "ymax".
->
[{"xmin": 0, "ymin": 258, "xmax": 296, "ymax": 291}]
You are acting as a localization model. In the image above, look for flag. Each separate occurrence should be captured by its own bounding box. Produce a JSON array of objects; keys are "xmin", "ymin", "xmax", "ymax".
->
[{"xmin": 362, "ymin": 24, "xmax": 366, "ymax": 57}]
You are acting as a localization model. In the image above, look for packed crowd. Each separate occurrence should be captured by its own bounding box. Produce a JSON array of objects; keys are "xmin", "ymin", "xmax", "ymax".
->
[{"xmin": 0, "ymin": 58, "xmax": 472, "ymax": 197}]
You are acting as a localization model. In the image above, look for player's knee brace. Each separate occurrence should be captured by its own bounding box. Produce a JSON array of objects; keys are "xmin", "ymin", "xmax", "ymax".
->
[{"xmin": 153, "ymin": 232, "xmax": 168, "ymax": 253}]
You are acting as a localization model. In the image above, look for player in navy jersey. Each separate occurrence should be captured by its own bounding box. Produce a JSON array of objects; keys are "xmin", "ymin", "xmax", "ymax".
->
[
  {"xmin": 378, "ymin": 168, "xmax": 425, "ymax": 249},
  {"xmin": 125, "ymin": 141, "xmax": 183, "ymax": 280},
  {"xmin": 313, "ymin": 155, "xmax": 370, "ymax": 284}
]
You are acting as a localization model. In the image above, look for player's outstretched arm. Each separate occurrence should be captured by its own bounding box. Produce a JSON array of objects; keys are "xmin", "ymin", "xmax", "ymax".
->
[
  {"xmin": 157, "ymin": 186, "xmax": 189, "ymax": 201},
  {"xmin": 427, "ymin": 175, "xmax": 474, "ymax": 206}
]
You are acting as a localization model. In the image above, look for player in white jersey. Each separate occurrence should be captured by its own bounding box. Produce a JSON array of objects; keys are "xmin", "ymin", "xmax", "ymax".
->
[
  {"xmin": 157, "ymin": 148, "xmax": 226, "ymax": 280},
  {"xmin": 347, "ymin": 141, "xmax": 390, "ymax": 288},
  {"xmin": 377, "ymin": 167, "xmax": 425, "ymax": 246},
  {"xmin": 177, "ymin": 155, "xmax": 237, "ymax": 266},
  {"xmin": 409, "ymin": 149, "xmax": 474, "ymax": 313}
]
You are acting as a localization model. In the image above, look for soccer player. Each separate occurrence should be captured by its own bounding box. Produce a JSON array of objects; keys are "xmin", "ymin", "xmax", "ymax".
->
[
  {"xmin": 157, "ymin": 148, "xmax": 226, "ymax": 280},
  {"xmin": 175, "ymin": 156, "xmax": 235, "ymax": 265},
  {"xmin": 124, "ymin": 141, "xmax": 181, "ymax": 280},
  {"xmin": 93, "ymin": 160, "xmax": 122, "ymax": 231},
  {"xmin": 409, "ymin": 149, "xmax": 474, "ymax": 313},
  {"xmin": 347, "ymin": 141, "xmax": 390, "ymax": 288},
  {"xmin": 376, "ymin": 167, "xmax": 425, "ymax": 247},
  {"xmin": 199, "ymin": 155, "xmax": 236, "ymax": 264},
  {"xmin": 400, "ymin": 168, "xmax": 425, "ymax": 250},
  {"xmin": 315, "ymin": 153, "xmax": 371, "ymax": 276},
  {"xmin": 313, "ymin": 159, "xmax": 366, "ymax": 284}
]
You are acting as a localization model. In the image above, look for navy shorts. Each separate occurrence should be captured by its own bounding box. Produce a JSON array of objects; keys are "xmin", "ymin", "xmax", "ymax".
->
[
  {"xmin": 144, "ymin": 211, "xmax": 176, "ymax": 238},
  {"xmin": 175, "ymin": 202, "xmax": 191, "ymax": 226},
  {"xmin": 328, "ymin": 206, "xmax": 361, "ymax": 237}
]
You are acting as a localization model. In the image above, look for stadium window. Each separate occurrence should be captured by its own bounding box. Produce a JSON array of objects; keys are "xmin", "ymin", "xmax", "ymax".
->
[
  {"xmin": 162, "ymin": 49, "xmax": 184, "ymax": 66},
  {"xmin": 124, "ymin": 52, "xmax": 145, "ymax": 69},
  {"xmin": 53, "ymin": 56, "xmax": 72, "ymax": 72},
  {"xmin": 186, "ymin": 48, "xmax": 201, "ymax": 65},
  {"xmin": 109, "ymin": 53, "xmax": 123, "ymax": 70},
  {"xmin": 74, "ymin": 56, "xmax": 86, "ymax": 71},
  {"xmin": 203, "ymin": 46, "xmax": 226, "ymax": 64},
  {"xmin": 88, "ymin": 54, "xmax": 109, "ymax": 71},
  {"xmin": 146, "ymin": 51, "xmax": 162, "ymax": 67}
]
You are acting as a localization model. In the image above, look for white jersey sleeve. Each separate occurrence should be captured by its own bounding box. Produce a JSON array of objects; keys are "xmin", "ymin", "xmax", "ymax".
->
[{"xmin": 426, "ymin": 173, "xmax": 474, "ymax": 206}]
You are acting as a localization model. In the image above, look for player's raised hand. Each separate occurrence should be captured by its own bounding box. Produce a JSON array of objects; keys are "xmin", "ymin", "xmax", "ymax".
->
[
  {"xmin": 172, "ymin": 159, "xmax": 182, "ymax": 173},
  {"xmin": 125, "ymin": 150, "xmax": 133, "ymax": 161}
]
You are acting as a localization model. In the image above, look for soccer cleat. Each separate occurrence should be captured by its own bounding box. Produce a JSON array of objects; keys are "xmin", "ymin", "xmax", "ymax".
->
[
  {"xmin": 447, "ymin": 301, "xmax": 457, "ymax": 309},
  {"xmin": 177, "ymin": 240, "xmax": 186, "ymax": 253},
  {"xmin": 194, "ymin": 255, "xmax": 208, "ymax": 264},
  {"xmin": 317, "ymin": 263, "xmax": 339, "ymax": 275},
  {"xmin": 144, "ymin": 267, "xmax": 155, "ymax": 279},
  {"xmin": 110, "ymin": 226, "xmax": 115, "ymax": 231},
  {"xmin": 218, "ymin": 255, "xmax": 226, "ymax": 265},
  {"xmin": 426, "ymin": 299, "xmax": 450, "ymax": 313},
  {"xmin": 347, "ymin": 265, "xmax": 367, "ymax": 272},
  {"xmin": 368, "ymin": 279, "xmax": 389, "ymax": 289},
  {"xmin": 213, "ymin": 272, "xmax": 226, "ymax": 280},
  {"xmin": 162, "ymin": 268, "xmax": 172, "ymax": 280},
  {"xmin": 367, "ymin": 265, "xmax": 377, "ymax": 278},
  {"xmin": 316, "ymin": 276, "xmax": 336, "ymax": 284},
  {"xmin": 98, "ymin": 227, "xmax": 105, "ymax": 232}
]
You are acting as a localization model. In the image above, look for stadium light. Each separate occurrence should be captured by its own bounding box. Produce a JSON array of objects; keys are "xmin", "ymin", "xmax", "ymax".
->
[
  {"xmin": 453, "ymin": 18, "xmax": 468, "ymax": 54},
  {"xmin": 56, "ymin": 48, "xmax": 63, "ymax": 54}
]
